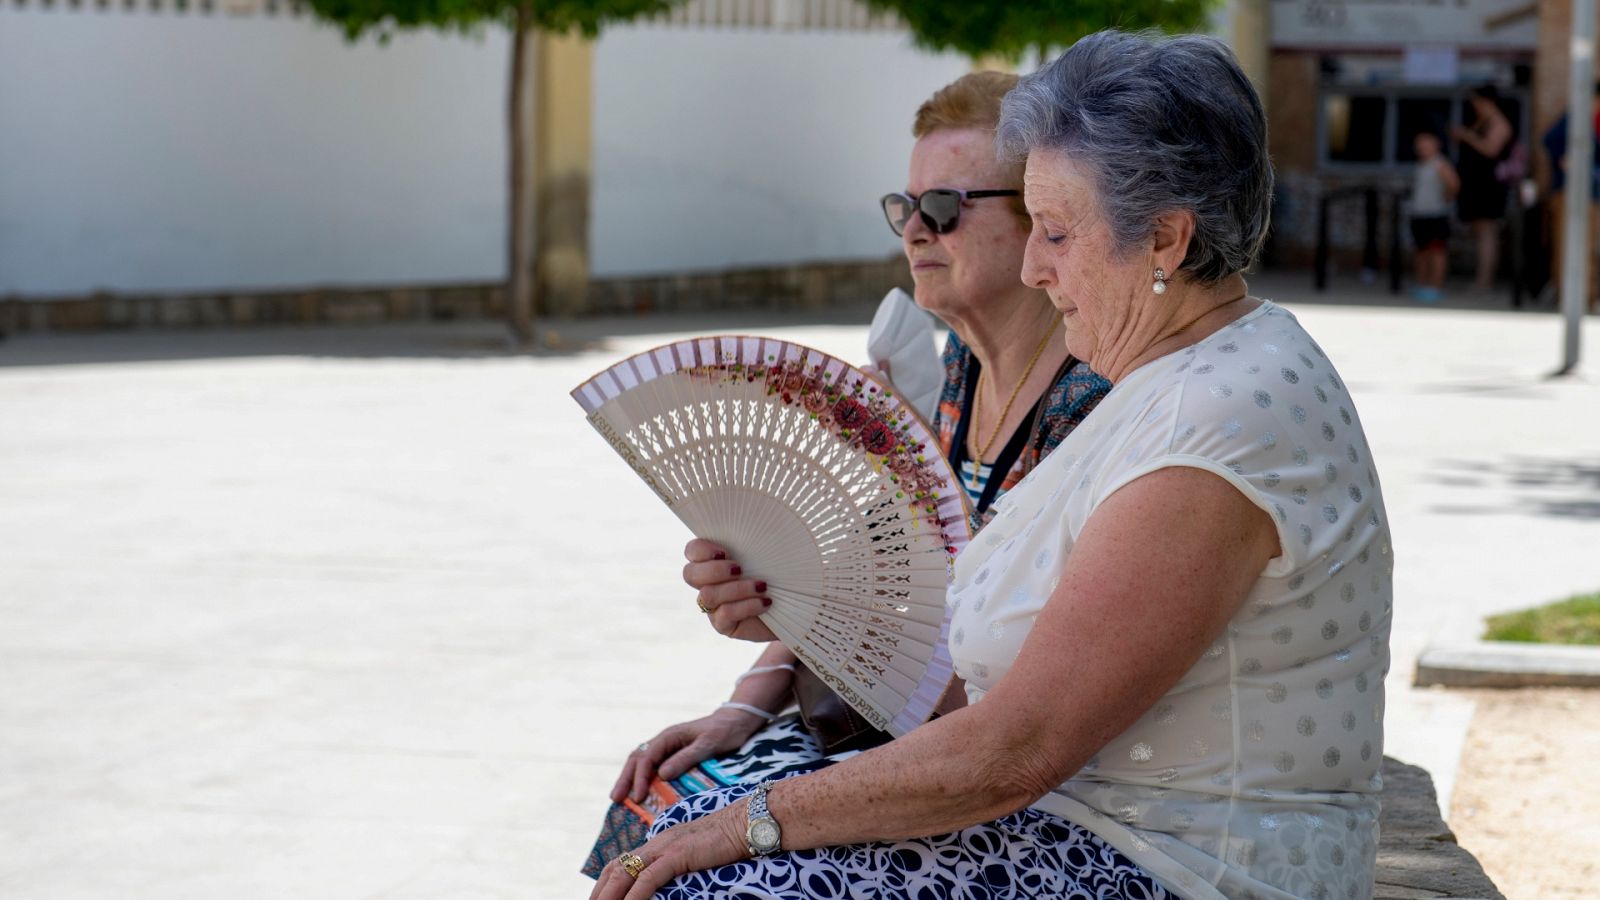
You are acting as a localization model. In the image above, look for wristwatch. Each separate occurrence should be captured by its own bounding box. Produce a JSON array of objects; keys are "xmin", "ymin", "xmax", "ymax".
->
[{"xmin": 744, "ymin": 780, "xmax": 783, "ymax": 856}]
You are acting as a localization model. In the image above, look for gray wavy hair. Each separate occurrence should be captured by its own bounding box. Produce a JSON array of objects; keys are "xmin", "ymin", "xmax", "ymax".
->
[{"xmin": 997, "ymin": 31, "xmax": 1273, "ymax": 285}]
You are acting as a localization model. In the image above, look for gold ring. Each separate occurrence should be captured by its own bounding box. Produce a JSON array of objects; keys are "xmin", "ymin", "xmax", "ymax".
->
[
  {"xmin": 697, "ymin": 597, "xmax": 712, "ymax": 614},
  {"xmin": 618, "ymin": 851, "xmax": 647, "ymax": 879}
]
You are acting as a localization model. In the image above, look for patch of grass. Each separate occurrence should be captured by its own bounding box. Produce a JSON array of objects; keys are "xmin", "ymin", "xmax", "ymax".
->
[{"xmin": 1484, "ymin": 592, "xmax": 1600, "ymax": 646}]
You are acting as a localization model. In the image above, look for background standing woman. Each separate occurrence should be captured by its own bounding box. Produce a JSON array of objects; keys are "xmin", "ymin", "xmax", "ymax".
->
[{"xmin": 1452, "ymin": 84, "xmax": 1514, "ymax": 291}]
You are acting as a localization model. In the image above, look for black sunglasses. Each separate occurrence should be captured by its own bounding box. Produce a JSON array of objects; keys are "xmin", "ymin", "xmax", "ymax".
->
[{"xmin": 879, "ymin": 188, "xmax": 1020, "ymax": 237}]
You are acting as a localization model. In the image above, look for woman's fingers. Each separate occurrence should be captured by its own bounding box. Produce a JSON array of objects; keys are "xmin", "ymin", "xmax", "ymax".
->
[
  {"xmin": 627, "ymin": 729, "xmax": 680, "ymax": 802},
  {"xmin": 611, "ymin": 727, "xmax": 688, "ymax": 803},
  {"xmin": 616, "ymin": 836, "xmax": 687, "ymax": 900},
  {"xmin": 589, "ymin": 858, "xmax": 622, "ymax": 900},
  {"xmin": 610, "ymin": 749, "xmax": 648, "ymax": 804},
  {"xmin": 628, "ymin": 754, "xmax": 655, "ymax": 804},
  {"xmin": 656, "ymin": 738, "xmax": 712, "ymax": 782},
  {"xmin": 593, "ymin": 798, "xmax": 757, "ymax": 900},
  {"xmin": 619, "ymin": 808, "xmax": 753, "ymax": 900},
  {"xmin": 610, "ymin": 741, "xmax": 651, "ymax": 803},
  {"xmin": 593, "ymin": 847, "xmax": 670, "ymax": 900},
  {"xmin": 731, "ymin": 619, "xmax": 780, "ymax": 643},
  {"xmin": 608, "ymin": 758, "xmax": 635, "ymax": 804},
  {"xmin": 696, "ymin": 579, "xmax": 769, "ymax": 613},
  {"xmin": 624, "ymin": 856, "xmax": 685, "ymax": 900},
  {"xmin": 681, "ymin": 558, "xmax": 746, "ymax": 590},
  {"xmin": 706, "ymin": 592, "xmax": 770, "ymax": 629},
  {"xmin": 710, "ymin": 596, "xmax": 776, "ymax": 640},
  {"xmin": 683, "ymin": 538, "xmax": 729, "ymax": 563}
]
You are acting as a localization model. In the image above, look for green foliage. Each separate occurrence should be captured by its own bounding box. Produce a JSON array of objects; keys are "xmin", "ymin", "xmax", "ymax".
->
[
  {"xmin": 859, "ymin": 0, "xmax": 1217, "ymax": 61},
  {"xmin": 1484, "ymin": 592, "xmax": 1600, "ymax": 646},
  {"xmin": 303, "ymin": 0, "xmax": 680, "ymax": 41}
]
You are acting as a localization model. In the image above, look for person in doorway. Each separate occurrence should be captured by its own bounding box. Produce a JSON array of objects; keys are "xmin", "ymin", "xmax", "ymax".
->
[
  {"xmin": 1451, "ymin": 84, "xmax": 1514, "ymax": 291},
  {"xmin": 1409, "ymin": 130, "xmax": 1459, "ymax": 303}
]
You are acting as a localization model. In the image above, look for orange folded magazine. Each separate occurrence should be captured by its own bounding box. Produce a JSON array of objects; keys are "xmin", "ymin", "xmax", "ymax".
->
[
  {"xmin": 583, "ymin": 761, "xmax": 736, "ymax": 878},
  {"xmin": 621, "ymin": 775, "xmax": 683, "ymax": 825}
]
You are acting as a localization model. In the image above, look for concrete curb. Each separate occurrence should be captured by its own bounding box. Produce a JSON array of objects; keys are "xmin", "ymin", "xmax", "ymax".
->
[{"xmin": 1415, "ymin": 641, "xmax": 1600, "ymax": 688}]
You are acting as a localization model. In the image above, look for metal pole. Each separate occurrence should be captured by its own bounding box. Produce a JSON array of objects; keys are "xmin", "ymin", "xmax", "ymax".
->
[
  {"xmin": 1362, "ymin": 188, "xmax": 1380, "ymax": 279},
  {"xmin": 1390, "ymin": 189, "xmax": 1404, "ymax": 294},
  {"xmin": 1558, "ymin": 0, "xmax": 1597, "ymax": 375},
  {"xmin": 1315, "ymin": 192, "xmax": 1330, "ymax": 292}
]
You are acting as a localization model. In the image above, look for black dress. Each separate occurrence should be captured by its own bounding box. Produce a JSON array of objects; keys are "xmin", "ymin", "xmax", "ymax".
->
[{"xmin": 1456, "ymin": 122, "xmax": 1509, "ymax": 222}]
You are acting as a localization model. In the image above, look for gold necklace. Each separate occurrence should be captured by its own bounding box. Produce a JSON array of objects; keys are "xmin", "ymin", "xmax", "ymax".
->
[{"xmin": 966, "ymin": 319, "xmax": 1059, "ymax": 491}]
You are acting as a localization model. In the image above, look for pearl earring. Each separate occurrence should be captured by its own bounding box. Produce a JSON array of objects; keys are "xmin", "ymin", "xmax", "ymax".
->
[{"xmin": 1153, "ymin": 267, "xmax": 1168, "ymax": 295}]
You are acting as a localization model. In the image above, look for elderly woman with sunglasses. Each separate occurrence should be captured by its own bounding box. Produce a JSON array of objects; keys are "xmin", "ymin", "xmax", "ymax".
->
[
  {"xmin": 594, "ymin": 30, "xmax": 1394, "ymax": 900},
  {"xmin": 587, "ymin": 70, "xmax": 1110, "ymax": 875}
]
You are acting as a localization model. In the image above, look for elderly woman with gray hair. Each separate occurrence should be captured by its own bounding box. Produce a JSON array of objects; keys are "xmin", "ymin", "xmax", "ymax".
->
[{"xmin": 592, "ymin": 30, "xmax": 1392, "ymax": 900}]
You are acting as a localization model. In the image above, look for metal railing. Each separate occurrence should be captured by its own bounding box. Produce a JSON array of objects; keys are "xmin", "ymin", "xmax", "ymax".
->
[
  {"xmin": 1313, "ymin": 185, "xmax": 1405, "ymax": 295},
  {"xmin": 1313, "ymin": 181, "xmax": 1539, "ymax": 305}
]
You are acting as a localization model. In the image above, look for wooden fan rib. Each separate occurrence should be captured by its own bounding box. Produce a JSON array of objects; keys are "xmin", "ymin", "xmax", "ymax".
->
[
  {"xmin": 790, "ymin": 570, "xmax": 947, "ymax": 598},
  {"xmin": 760, "ymin": 607, "xmax": 902, "ymax": 732},
  {"xmin": 785, "ymin": 619, "xmax": 923, "ymax": 700},
  {"xmin": 801, "ymin": 610, "xmax": 937, "ymax": 687},
  {"xmin": 764, "ymin": 585, "xmax": 947, "ymax": 637},
  {"xmin": 764, "ymin": 591, "xmax": 942, "ymax": 664},
  {"xmin": 893, "ymin": 618, "xmax": 957, "ymax": 736}
]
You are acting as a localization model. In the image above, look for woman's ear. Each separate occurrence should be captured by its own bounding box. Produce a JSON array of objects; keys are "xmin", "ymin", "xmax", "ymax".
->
[{"xmin": 1150, "ymin": 209, "xmax": 1197, "ymax": 277}]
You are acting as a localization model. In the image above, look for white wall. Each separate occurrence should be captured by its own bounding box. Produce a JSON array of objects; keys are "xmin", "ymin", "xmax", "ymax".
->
[
  {"xmin": 589, "ymin": 26, "xmax": 968, "ymax": 277},
  {"xmin": 0, "ymin": 13, "xmax": 509, "ymax": 296},
  {"xmin": 0, "ymin": 12, "xmax": 968, "ymax": 298}
]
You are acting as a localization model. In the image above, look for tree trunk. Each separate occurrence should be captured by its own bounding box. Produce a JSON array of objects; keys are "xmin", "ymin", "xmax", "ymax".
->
[{"xmin": 506, "ymin": 6, "xmax": 537, "ymax": 345}]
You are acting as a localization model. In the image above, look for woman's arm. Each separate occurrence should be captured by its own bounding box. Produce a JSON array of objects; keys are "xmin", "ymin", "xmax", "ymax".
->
[
  {"xmin": 1454, "ymin": 115, "xmax": 1512, "ymax": 159},
  {"xmin": 771, "ymin": 466, "xmax": 1279, "ymax": 845},
  {"xmin": 1437, "ymin": 158, "xmax": 1461, "ymax": 198},
  {"xmin": 595, "ymin": 467, "xmax": 1277, "ymax": 899},
  {"xmin": 611, "ymin": 642, "xmax": 798, "ymax": 803}
]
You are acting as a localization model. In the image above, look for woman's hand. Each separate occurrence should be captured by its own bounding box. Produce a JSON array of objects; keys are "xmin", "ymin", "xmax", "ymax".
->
[
  {"xmin": 589, "ymin": 799, "xmax": 751, "ymax": 900},
  {"xmin": 610, "ymin": 708, "xmax": 766, "ymax": 804},
  {"xmin": 683, "ymin": 538, "xmax": 777, "ymax": 642}
]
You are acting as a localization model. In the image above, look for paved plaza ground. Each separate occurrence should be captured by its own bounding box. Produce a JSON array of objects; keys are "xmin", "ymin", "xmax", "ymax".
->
[{"xmin": 3, "ymin": 271, "xmax": 1599, "ymax": 898}]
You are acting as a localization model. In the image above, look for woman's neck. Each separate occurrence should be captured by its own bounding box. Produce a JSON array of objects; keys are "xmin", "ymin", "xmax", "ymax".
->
[
  {"xmin": 950, "ymin": 294, "xmax": 1070, "ymax": 464},
  {"xmin": 956, "ymin": 295, "xmax": 1069, "ymax": 389},
  {"xmin": 1098, "ymin": 273, "xmax": 1256, "ymax": 384}
]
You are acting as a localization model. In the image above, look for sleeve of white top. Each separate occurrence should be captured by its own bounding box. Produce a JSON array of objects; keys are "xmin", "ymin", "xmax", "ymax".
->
[
  {"xmin": 1102, "ymin": 454, "xmax": 1297, "ymax": 578},
  {"xmin": 1089, "ymin": 379, "xmax": 1299, "ymax": 578}
]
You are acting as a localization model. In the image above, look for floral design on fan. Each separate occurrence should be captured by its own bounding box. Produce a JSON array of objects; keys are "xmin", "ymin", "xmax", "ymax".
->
[{"xmin": 689, "ymin": 356, "xmax": 953, "ymax": 533}]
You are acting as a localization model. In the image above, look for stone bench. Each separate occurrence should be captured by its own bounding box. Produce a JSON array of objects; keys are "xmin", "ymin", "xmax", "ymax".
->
[{"xmin": 1376, "ymin": 757, "xmax": 1502, "ymax": 899}]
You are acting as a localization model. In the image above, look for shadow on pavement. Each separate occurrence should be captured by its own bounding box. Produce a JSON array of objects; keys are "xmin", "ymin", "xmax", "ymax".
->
[
  {"xmin": 1427, "ymin": 456, "xmax": 1600, "ymax": 520},
  {"xmin": 1254, "ymin": 270, "xmax": 1557, "ymax": 315},
  {"xmin": 0, "ymin": 304, "xmax": 880, "ymax": 368}
]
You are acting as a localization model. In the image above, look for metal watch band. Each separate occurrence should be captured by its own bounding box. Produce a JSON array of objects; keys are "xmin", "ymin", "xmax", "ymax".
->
[
  {"xmin": 749, "ymin": 781, "xmax": 773, "ymax": 819},
  {"xmin": 745, "ymin": 780, "xmax": 781, "ymax": 856}
]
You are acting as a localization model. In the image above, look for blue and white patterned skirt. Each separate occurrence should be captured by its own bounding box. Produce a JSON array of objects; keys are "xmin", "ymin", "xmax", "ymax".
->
[{"xmin": 591, "ymin": 715, "xmax": 1171, "ymax": 899}]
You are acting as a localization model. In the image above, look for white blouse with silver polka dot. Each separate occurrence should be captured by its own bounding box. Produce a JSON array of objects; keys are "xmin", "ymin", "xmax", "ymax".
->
[{"xmin": 948, "ymin": 301, "xmax": 1391, "ymax": 900}]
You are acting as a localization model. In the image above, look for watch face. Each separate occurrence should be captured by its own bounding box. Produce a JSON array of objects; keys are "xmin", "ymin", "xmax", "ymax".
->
[{"xmin": 748, "ymin": 817, "xmax": 781, "ymax": 851}]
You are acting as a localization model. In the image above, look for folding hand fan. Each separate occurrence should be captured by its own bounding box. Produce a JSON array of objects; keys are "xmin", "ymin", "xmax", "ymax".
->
[{"xmin": 572, "ymin": 335, "xmax": 972, "ymax": 737}]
